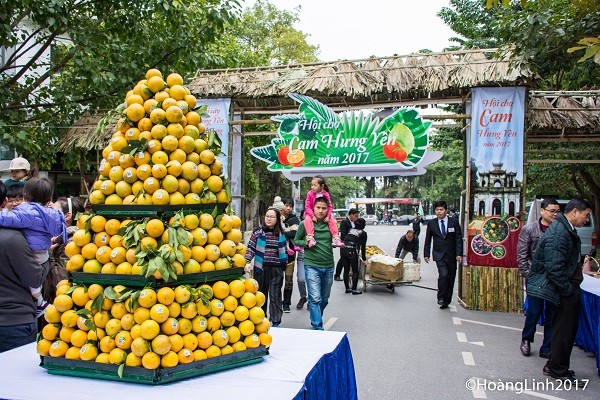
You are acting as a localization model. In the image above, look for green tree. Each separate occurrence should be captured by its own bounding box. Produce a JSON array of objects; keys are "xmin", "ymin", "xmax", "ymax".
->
[
  {"xmin": 438, "ymin": 0, "xmax": 506, "ymax": 49},
  {"xmin": 422, "ymin": 128, "xmax": 464, "ymax": 212},
  {"xmin": 210, "ymin": 0, "xmax": 319, "ymax": 67},
  {"xmin": 210, "ymin": 1, "xmax": 319, "ymax": 223},
  {"xmin": 0, "ymin": 0, "xmax": 240, "ymax": 168}
]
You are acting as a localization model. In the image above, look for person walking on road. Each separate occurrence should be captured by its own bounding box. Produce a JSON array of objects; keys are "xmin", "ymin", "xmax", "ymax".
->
[
  {"xmin": 340, "ymin": 217, "xmax": 367, "ymax": 295},
  {"xmin": 423, "ymin": 200, "xmax": 463, "ymax": 309},
  {"xmin": 294, "ymin": 197, "xmax": 335, "ymax": 330},
  {"xmin": 244, "ymin": 207, "xmax": 288, "ymax": 327},
  {"xmin": 334, "ymin": 208, "xmax": 359, "ymax": 281},
  {"xmin": 526, "ymin": 199, "xmax": 591, "ymax": 385},
  {"xmin": 518, "ymin": 198, "xmax": 560, "ymax": 358}
]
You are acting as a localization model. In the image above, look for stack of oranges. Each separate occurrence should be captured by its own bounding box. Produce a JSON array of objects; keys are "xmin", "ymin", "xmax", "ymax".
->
[
  {"xmin": 64, "ymin": 212, "xmax": 247, "ymax": 277},
  {"xmin": 88, "ymin": 68, "xmax": 227, "ymax": 206},
  {"xmin": 37, "ymin": 279, "xmax": 272, "ymax": 370}
]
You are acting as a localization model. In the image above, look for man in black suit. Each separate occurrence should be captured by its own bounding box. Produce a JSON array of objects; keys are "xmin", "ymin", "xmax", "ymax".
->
[
  {"xmin": 423, "ymin": 200, "xmax": 463, "ymax": 309},
  {"xmin": 334, "ymin": 208, "xmax": 359, "ymax": 281}
]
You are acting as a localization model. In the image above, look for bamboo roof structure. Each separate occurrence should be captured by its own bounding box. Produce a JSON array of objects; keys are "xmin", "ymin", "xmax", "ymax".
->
[
  {"xmin": 188, "ymin": 48, "xmax": 534, "ymax": 112},
  {"xmin": 57, "ymin": 48, "xmax": 600, "ymax": 151}
]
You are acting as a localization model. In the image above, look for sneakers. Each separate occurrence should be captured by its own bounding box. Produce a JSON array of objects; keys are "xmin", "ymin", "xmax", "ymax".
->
[
  {"xmin": 345, "ymin": 289, "xmax": 353, "ymax": 293},
  {"xmin": 307, "ymin": 237, "xmax": 316, "ymax": 248},
  {"xmin": 36, "ymin": 298, "xmax": 49, "ymax": 318},
  {"xmin": 332, "ymin": 238, "xmax": 345, "ymax": 247},
  {"xmin": 334, "ymin": 276, "xmax": 342, "ymax": 281},
  {"xmin": 283, "ymin": 304, "xmax": 290, "ymax": 313},
  {"xmin": 352, "ymin": 290, "xmax": 362, "ymax": 295},
  {"xmin": 296, "ymin": 297, "xmax": 307, "ymax": 309}
]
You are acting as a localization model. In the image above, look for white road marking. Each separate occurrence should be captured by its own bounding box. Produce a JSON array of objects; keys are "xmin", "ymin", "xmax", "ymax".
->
[
  {"xmin": 457, "ymin": 332, "xmax": 485, "ymax": 346},
  {"xmin": 472, "ymin": 388, "xmax": 487, "ymax": 399},
  {"xmin": 462, "ymin": 351, "xmax": 475, "ymax": 366},
  {"xmin": 459, "ymin": 318, "xmax": 523, "ymax": 332},
  {"xmin": 449, "ymin": 305, "xmax": 457, "ymax": 312},
  {"xmin": 323, "ymin": 317, "xmax": 337, "ymax": 331},
  {"xmin": 453, "ymin": 317, "xmax": 462, "ymax": 325}
]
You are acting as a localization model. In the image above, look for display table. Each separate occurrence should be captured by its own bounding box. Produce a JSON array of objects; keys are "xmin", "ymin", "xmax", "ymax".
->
[
  {"xmin": 575, "ymin": 274, "xmax": 600, "ymax": 377},
  {"xmin": 0, "ymin": 328, "xmax": 357, "ymax": 400}
]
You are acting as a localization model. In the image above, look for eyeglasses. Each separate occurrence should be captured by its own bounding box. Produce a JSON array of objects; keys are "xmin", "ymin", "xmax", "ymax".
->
[
  {"xmin": 543, "ymin": 208, "xmax": 561, "ymax": 215},
  {"xmin": 7, "ymin": 197, "xmax": 23, "ymax": 204},
  {"xmin": 265, "ymin": 215, "xmax": 277, "ymax": 219}
]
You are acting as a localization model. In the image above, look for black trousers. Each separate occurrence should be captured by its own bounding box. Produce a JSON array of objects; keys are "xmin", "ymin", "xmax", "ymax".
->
[
  {"xmin": 335, "ymin": 257, "xmax": 343, "ymax": 277},
  {"xmin": 254, "ymin": 265, "xmax": 284, "ymax": 325},
  {"xmin": 548, "ymin": 287, "xmax": 580, "ymax": 376},
  {"xmin": 340, "ymin": 247, "xmax": 359, "ymax": 290},
  {"xmin": 436, "ymin": 255, "xmax": 457, "ymax": 306},
  {"xmin": 283, "ymin": 261, "xmax": 294, "ymax": 307}
]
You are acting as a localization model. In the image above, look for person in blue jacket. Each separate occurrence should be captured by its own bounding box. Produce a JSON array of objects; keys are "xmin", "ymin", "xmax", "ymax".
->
[{"xmin": 0, "ymin": 177, "xmax": 65, "ymax": 316}]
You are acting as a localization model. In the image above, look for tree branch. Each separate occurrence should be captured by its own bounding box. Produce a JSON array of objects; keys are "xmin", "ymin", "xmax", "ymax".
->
[
  {"xmin": 3, "ymin": 31, "xmax": 59, "ymax": 88},
  {"xmin": 0, "ymin": 27, "xmax": 46, "ymax": 74}
]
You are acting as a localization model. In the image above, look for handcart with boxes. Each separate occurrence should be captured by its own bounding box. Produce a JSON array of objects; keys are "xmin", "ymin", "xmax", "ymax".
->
[{"xmin": 361, "ymin": 245, "xmax": 420, "ymax": 292}]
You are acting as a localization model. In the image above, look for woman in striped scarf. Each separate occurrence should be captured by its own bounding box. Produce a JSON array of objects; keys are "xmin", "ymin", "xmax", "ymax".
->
[{"xmin": 244, "ymin": 207, "xmax": 288, "ymax": 327}]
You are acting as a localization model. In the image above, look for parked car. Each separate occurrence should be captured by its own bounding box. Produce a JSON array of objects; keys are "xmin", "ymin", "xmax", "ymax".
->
[
  {"xmin": 392, "ymin": 215, "xmax": 413, "ymax": 225},
  {"xmin": 332, "ymin": 208, "xmax": 350, "ymax": 223},
  {"xmin": 526, "ymin": 200, "xmax": 597, "ymax": 256},
  {"xmin": 422, "ymin": 214, "xmax": 437, "ymax": 224},
  {"xmin": 362, "ymin": 214, "xmax": 379, "ymax": 225}
]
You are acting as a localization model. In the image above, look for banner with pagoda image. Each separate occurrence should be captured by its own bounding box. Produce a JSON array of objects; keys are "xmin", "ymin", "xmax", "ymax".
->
[{"xmin": 467, "ymin": 87, "xmax": 526, "ymax": 268}]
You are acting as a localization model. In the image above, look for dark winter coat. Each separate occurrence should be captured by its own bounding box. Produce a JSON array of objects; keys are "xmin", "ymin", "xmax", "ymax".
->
[{"xmin": 526, "ymin": 213, "xmax": 583, "ymax": 305}]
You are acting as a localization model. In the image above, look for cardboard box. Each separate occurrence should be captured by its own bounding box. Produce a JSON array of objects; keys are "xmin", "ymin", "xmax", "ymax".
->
[
  {"xmin": 368, "ymin": 255, "xmax": 403, "ymax": 282},
  {"xmin": 403, "ymin": 262, "xmax": 421, "ymax": 281}
]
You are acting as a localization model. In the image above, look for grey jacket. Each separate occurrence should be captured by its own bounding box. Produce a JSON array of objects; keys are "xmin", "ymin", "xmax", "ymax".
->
[{"xmin": 517, "ymin": 219, "xmax": 545, "ymax": 278}]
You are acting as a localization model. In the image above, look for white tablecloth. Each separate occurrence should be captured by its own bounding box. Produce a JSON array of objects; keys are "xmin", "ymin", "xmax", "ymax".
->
[
  {"xmin": 0, "ymin": 328, "xmax": 349, "ymax": 400},
  {"xmin": 581, "ymin": 273, "xmax": 600, "ymax": 296}
]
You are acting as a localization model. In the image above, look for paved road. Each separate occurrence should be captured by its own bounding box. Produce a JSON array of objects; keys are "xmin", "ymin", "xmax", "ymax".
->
[{"xmin": 278, "ymin": 224, "xmax": 599, "ymax": 399}]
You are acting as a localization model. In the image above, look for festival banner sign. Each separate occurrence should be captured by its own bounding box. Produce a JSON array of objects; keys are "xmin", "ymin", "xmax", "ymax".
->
[
  {"xmin": 201, "ymin": 98, "xmax": 231, "ymax": 173},
  {"xmin": 251, "ymin": 93, "xmax": 442, "ymax": 180},
  {"xmin": 467, "ymin": 87, "xmax": 526, "ymax": 268}
]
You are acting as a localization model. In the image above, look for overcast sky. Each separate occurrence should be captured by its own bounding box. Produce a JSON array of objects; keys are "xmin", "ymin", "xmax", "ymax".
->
[{"xmin": 242, "ymin": 0, "xmax": 458, "ymax": 61}]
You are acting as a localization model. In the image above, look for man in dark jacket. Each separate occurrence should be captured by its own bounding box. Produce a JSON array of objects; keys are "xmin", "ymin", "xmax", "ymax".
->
[
  {"xmin": 0, "ymin": 181, "xmax": 48, "ymax": 352},
  {"xmin": 395, "ymin": 230, "xmax": 420, "ymax": 263},
  {"xmin": 334, "ymin": 208, "xmax": 359, "ymax": 281},
  {"xmin": 424, "ymin": 200, "xmax": 463, "ymax": 309},
  {"xmin": 279, "ymin": 197, "xmax": 304, "ymax": 312},
  {"xmin": 518, "ymin": 198, "xmax": 560, "ymax": 358},
  {"xmin": 526, "ymin": 199, "xmax": 591, "ymax": 383}
]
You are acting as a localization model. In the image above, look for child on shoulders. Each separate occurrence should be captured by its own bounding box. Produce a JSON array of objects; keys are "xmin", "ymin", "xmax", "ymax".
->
[{"xmin": 303, "ymin": 175, "xmax": 343, "ymax": 248}]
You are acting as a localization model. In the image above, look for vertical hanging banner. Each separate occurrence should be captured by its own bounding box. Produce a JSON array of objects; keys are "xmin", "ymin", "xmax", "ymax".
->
[
  {"xmin": 467, "ymin": 87, "xmax": 525, "ymax": 268},
  {"xmin": 201, "ymin": 98, "xmax": 231, "ymax": 174}
]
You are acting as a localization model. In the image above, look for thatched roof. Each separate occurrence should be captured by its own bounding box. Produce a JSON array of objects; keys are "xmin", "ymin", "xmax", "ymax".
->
[
  {"xmin": 527, "ymin": 91, "xmax": 600, "ymax": 140},
  {"xmin": 57, "ymin": 48, "xmax": 600, "ymax": 151},
  {"xmin": 188, "ymin": 48, "xmax": 535, "ymax": 112},
  {"xmin": 56, "ymin": 112, "xmax": 115, "ymax": 152}
]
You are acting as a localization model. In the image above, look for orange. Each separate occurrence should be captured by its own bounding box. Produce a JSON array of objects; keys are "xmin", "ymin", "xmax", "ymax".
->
[
  {"xmin": 212, "ymin": 281, "xmax": 230, "ymax": 300},
  {"xmin": 140, "ymin": 319, "xmax": 161, "ymax": 340},
  {"xmin": 48, "ymin": 340, "xmax": 69, "ymax": 357},
  {"xmin": 165, "ymin": 106, "xmax": 183, "ymax": 123},
  {"xmin": 145, "ymin": 219, "xmax": 165, "ymax": 238},
  {"xmin": 166, "ymin": 73, "xmax": 184, "ymax": 87},
  {"xmin": 151, "ymin": 334, "xmax": 172, "ymax": 355},
  {"xmin": 244, "ymin": 278, "xmax": 259, "ymax": 294},
  {"xmin": 138, "ymin": 288, "xmax": 157, "ymax": 308},
  {"xmin": 126, "ymin": 103, "xmax": 145, "ymax": 122},
  {"xmin": 196, "ymin": 331, "xmax": 213, "ymax": 350},
  {"xmin": 142, "ymin": 351, "xmax": 161, "ymax": 370},
  {"xmin": 244, "ymin": 333, "xmax": 261, "ymax": 349},
  {"xmin": 145, "ymin": 68, "xmax": 162, "ymax": 80}
]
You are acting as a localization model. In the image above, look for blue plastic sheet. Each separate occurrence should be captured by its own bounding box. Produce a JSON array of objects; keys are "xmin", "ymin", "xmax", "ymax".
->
[
  {"xmin": 575, "ymin": 286, "xmax": 600, "ymax": 377},
  {"xmin": 293, "ymin": 334, "xmax": 358, "ymax": 400}
]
